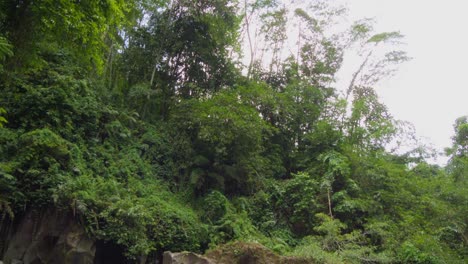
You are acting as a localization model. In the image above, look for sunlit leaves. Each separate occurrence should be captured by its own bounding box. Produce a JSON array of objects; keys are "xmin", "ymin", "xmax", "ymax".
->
[
  {"xmin": 0, "ymin": 36, "xmax": 13, "ymax": 61},
  {"xmin": 0, "ymin": 36, "xmax": 13, "ymax": 72},
  {"xmin": 0, "ymin": 108, "xmax": 7, "ymax": 128},
  {"xmin": 367, "ymin": 31, "xmax": 405, "ymax": 44},
  {"xmin": 349, "ymin": 18, "xmax": 374, "ymax": 43},
  {"xmin": 1, "ymin": 0, "xmax": 137, "ymax": 72}
]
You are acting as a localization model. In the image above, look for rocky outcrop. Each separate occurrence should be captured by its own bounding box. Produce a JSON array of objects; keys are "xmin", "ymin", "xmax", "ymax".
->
[
  {"xmin": 1, "ymin": 211, "xmax": 311, "ymax": 264},
  {"xmin": 1, "ymin": 209, "xmax": 95, "ymax": 264},
  {"xmin": 163, "ymin": 242, "xmax": 311, "ymax": 264},
  {"xmin": 205, "ymin": 242, "xmax": 310, "ymax": 264},
  {"xmin": 163, "ymin": 251, "xmax": 215, "ymax": 264}
]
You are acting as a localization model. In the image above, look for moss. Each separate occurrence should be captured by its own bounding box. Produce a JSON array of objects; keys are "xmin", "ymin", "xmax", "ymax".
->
[{"xmin": 205, "ymin": 241, "xmax": 311, "ymax": 264}]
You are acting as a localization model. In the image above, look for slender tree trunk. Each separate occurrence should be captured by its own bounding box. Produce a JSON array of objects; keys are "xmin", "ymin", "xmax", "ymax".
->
[
  {"xmin": 345, "ymin": 50, "xmax": 373, "ymax": 102},
  {"xmin": 150, "ymin": 56, "xmax": 159, "ymax": 87},
  {"xmin": 296, "ymin": 20, "xmax": 301, "ymax": 76},
  {"xmin": 245, "ymin": 0, "xmax": 255, "ymax": 79},
  {"xmin": 339, "ymin": 50, "xmax": 373, "ymax": 133},
  {"xmin": 104, "ymin": 42, "xmax": 114, "ymax": 81},
  {"xmin": 327, "ymin": 188, "xmax": 333, "ymax": 219}
]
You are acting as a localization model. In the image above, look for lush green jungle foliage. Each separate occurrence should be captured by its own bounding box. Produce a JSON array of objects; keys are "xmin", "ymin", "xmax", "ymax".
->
[{"xmin": 0, "ymin": 0, "xmax": 466, "ymax": 263}]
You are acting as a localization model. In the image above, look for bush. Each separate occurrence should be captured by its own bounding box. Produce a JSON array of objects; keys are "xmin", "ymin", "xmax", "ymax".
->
[{"xmin": 56, "ymin": 175, "xmax": 206, "ymax": 258}]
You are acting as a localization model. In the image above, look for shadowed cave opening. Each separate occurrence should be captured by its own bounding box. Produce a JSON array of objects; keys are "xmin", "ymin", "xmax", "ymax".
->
[{"xmin": 94, "ymin": 240, "xmax": 126, "ymax": 264}]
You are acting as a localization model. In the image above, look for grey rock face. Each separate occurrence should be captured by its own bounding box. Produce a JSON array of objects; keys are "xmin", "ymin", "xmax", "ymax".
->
[{"xmin": 2, "ymin": 209, "xmax": 95, "ymax": 264}]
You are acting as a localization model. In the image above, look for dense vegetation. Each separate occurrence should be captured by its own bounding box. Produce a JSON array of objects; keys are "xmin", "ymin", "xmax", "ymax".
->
[{"xmin": 0, "ymin": 0, "xmax": 466, "ymax": 263}]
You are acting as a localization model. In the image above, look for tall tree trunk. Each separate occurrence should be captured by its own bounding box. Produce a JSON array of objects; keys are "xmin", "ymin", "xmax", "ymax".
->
[{"xmin": 327, "ymin": 188, "xmax": 333, "ymax": 219}]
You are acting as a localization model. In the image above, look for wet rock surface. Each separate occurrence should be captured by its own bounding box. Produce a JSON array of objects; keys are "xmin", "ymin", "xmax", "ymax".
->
[{"xmin": 2, "ymin": 209, "xmax": 95, "ymax": 264}]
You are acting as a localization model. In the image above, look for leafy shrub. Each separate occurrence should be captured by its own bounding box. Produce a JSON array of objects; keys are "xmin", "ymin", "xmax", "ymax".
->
[
  {"xmin": 202, "ymin": 190, "xmax": 229, "ymax": 224},
  {"xmin": 397, "ymin": 241, "xmax": 437, "ymax": 264},
  {"xmin": 56, "ymin": 175, "xmax": 206, "ymax": 258}
]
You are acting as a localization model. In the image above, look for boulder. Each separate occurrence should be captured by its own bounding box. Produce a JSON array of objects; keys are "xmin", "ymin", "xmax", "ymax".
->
[
  {"xmin": 204, "ymin": 242, "xmax": 310, "ymax": 264},
  {"xmin": 163, "ymin": 251, "xmax": 215, "ymax": 264},
  {"xmin": 163, "ymin": 242, "xmax": 311, "ymax": 264}
]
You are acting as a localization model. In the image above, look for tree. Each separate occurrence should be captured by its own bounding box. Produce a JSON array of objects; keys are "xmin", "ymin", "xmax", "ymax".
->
[
  {"xmin": 0, "ymin": 0, "xmax": 137, "ymax": 71},
  {"xmin": 446, "ymin": 116, "xmax": 468, "ymax": 182},
  {"xmin": 344, "ymin": 20, "xmax": 410, "ymax": 101},
  {"xmin": 171, "ymin": 86, "xmax": 272, "ymax": 195},
  {"xmin": 294, "ymin": 3, "xmax": 346, "ymax": 87},
  {"xmin": 240, "ymin": 0, "xmax": 281, "ymax": 79},
  {"xmin": 118, "ymin": 0, "xmax": 241, "ymax": 120},
  {"xmin": 346, "ymin": 86, "xmax": 396, "ymax": 151}
]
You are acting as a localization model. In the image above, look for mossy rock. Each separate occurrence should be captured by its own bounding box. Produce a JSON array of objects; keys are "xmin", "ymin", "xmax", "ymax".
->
[{"xmin": 204, "ymin": 241, "xmax": 312, "ymax": 264}]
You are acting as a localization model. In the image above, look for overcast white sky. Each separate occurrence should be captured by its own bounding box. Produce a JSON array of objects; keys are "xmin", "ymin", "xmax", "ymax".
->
[{"xmin": 337, "ymin": 0, "xmax": 468, "ymax": 164}]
